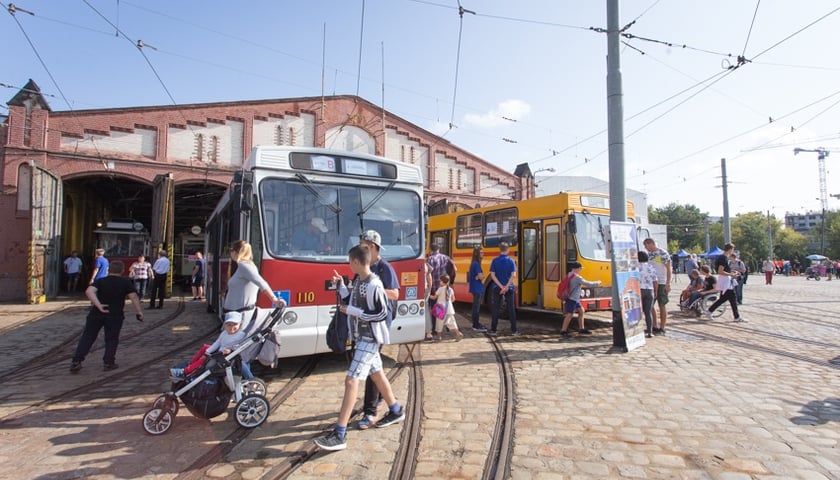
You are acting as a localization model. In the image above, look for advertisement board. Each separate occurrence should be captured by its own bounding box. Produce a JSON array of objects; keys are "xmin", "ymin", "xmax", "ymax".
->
[{"xmin": 609, "ymin": 222, "xmax": 646, "ymax": 351}]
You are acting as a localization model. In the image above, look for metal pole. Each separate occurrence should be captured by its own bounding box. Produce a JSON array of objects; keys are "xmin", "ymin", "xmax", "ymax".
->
[
  {"xmin": 721, "ymin": 158, "xmax": 731, "ymax": 243},
  {"xmin": 821, "ymin": 207, "xmax": 826, "ymax": 255},
  {"xmin": 767, "ymin": 211, "xmax": 773, "ymax": 259},
  {"xmin": 606, "ymin": 0, "xmax": 627, "ymax": 349}
]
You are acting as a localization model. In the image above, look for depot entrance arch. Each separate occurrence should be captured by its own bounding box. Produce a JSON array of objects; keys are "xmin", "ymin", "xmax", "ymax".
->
[{"xmin": 60, "ymin": 175, "xmax": 226, "ymax": 295}]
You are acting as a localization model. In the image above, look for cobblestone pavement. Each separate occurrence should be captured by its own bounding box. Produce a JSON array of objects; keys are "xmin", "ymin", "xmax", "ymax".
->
[{"xmin": 0, "ymin": 275, "xmax": 838, "ymax": 479}]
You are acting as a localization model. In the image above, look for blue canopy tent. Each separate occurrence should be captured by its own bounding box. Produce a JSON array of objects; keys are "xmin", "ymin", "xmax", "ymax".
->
[
  {"xmin": 674, "ymin": 248, "xmax": 691, "ymax": 273},
  {"xmin": 699, "ymin": 246, "xmax": 724, "ymax": 258}
]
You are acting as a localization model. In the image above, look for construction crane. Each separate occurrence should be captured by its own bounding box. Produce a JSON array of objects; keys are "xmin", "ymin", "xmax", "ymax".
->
[{"xmin": 793, "ymin": 147, "xmax": 831, "ymax": 210}]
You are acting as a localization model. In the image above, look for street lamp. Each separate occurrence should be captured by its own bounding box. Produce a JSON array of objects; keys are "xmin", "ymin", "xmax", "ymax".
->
[{"xmin": 533, "ymin": 167, "xmax": 555, "ymax": 175}]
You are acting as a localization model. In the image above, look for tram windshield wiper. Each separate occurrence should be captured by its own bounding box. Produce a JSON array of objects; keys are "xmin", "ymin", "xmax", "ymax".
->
[
  {"xmin": 356, "ymin": 181, "xmax": 395, "ymax": 230},
  {"xmin": 294, "ymin": 173, "xmax": 341, "ymax": 214}
]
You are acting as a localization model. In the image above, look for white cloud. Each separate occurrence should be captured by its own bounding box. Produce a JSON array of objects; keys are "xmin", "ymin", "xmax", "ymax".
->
[{"xmin": 463, "ymin": 99, "xmax": 531, "ymax": 128}]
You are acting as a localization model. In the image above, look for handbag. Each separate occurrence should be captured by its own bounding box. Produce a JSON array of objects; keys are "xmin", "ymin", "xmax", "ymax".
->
[{"xmin": 432, "ymin": 302, "xmax": 446, "ymax": 320}]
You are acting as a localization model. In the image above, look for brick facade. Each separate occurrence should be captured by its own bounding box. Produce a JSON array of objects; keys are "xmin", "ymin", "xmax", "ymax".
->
[{"xmin": 1, "ymin": 83, "xmax": 532, "ymax": 301}]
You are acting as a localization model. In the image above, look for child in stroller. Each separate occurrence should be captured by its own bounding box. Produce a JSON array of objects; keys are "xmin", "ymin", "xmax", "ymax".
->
[
  {"xmin": 170, "ymin": 311, "xmax": 253, "ymax": 379},
  {"xmin": 142, "ymin": 306, "xmax": 284, "ymax": 435}
]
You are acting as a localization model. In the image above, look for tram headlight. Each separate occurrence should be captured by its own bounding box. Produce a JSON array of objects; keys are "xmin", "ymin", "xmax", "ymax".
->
[
  {"xmin": 408, "ymin": 303, "xmax": 419, "ymax": 315},
  {"xmin": 282, "ymin": 310, "xmax": 298, "ymax": 325},
  {"xmin": 397, "ymin": 304, "xmax": 409, "ymax": 316}
]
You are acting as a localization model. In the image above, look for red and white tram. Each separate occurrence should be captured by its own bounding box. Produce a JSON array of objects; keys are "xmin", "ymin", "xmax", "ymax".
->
[{"xmin": 205, "ymin": 146, "xmax": 427, "ymax": 358}]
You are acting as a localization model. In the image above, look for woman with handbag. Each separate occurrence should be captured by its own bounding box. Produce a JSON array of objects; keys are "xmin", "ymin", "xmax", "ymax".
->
[{"xmin": 429, "ymin": 274, "xmax": 463, "ymax": 342}]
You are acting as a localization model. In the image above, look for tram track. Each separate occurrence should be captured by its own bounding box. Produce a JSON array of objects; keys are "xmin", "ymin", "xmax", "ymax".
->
[
  {"xmin": 671, "ymin": 322, "xmax": 840, "ymax": 370},
  {"xmin": 175, "ymin": 355, "xmax": 323, "ymax": 480},
  {"xmin": 253, "ymin": 354, "xmax": 418, "ymax": 480},
  {"xmin": 744, "ymin": 302, "xmax": 840, "ymax": 330},
  {"xmin": 0, "ymin": 300, "xmax": 191, "ymax": 382},
  {"xmin": 482, "ymin": 335, "xmax": 516, "ymax": 480},
  {"xmin": 0, "ymin": 303, "xmax": 220, "ymax": 425}
]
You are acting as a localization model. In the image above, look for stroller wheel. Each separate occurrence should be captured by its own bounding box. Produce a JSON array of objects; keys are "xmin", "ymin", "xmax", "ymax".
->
[
  {"xmin": 142, "ymin": 407, "xmax": 174, "ymax": 435},
  {"xmin": 152, "ymin": 394, "xmax": 179, "ymax": 416},
  {"xmin": 234, "ymin": 394, "xmax": 271, "ymax": 428},
  {"xmin": 241, "ymin": 378, "xmax": 267, "ymax": 397}
]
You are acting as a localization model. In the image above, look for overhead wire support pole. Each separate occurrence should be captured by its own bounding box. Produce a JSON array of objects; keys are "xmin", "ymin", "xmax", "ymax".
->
[
  {"xmin": 721, "ymin": 158, "xmax": 731, "ymax": 243},
  {"xmin": 606, "ymin": 0, "xmax": 627, "ymax": 350}
]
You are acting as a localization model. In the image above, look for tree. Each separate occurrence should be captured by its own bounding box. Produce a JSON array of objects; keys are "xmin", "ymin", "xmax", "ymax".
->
[
  {"xmin": 774, "ymin": 228, "xmax": 809, "ymax": 263},
  {"xmin": 648, "ymin": 203, "xmax": 708, "ymax": 252},
  {"xmin": 731, "ymin": 212, "xmax": 773, "ymax": 268}
]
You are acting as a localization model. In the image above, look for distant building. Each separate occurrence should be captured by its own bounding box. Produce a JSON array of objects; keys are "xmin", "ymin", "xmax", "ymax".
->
[
  {"xmin": 535, "ymin": 175, "xmax": 649, "ymax": 224},
  {"xmin": 785, "ymin": 211, "xmax": 822, "ymax": 235},
  {"xmin": 785, "ymin": 211, "xmax": 823, "ymax": 251}
]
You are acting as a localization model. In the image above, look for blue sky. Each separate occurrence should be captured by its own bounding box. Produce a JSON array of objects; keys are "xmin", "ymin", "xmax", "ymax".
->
[{"xmin": 4, "ymin": 1, "xmax": 840, "ymax": 220}]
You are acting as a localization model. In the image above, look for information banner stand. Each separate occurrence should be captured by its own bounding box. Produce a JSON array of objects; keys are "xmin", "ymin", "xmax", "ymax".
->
[{"xmin": 609, "ymin": 222, "xmax": 645, "ymax": 351}]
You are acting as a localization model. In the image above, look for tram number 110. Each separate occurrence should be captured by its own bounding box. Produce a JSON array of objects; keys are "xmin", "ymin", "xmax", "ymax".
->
[{"xmin": 297, "ymin": 291, "xmax": 316, "ymax": 304}]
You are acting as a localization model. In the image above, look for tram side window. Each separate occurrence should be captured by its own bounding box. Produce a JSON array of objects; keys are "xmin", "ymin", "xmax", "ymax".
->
[
  {"xmin": 483, "ymin": 208, "xmax": 517, "ymax": 248},
  {"xmin": 456, "ymin": 214, "xmax": 481, "ymax": 250},
  {"xmin": 545, "ymin": 224, "xmax": 560, "ymax": 281}
]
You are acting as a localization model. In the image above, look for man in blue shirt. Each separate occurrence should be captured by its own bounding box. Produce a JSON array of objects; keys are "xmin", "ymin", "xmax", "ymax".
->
[
  {"xmin": 488, "ymin": 242, "xmax": 519, "ymax": 336},
  {"xmin": 89, "ymin": 248, "xmax": 109, "ymax": 286}
]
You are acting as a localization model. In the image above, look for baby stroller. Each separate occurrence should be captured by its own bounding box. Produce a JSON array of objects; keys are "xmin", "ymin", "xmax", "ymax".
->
[
  {"xmin": 679, "ymin": 292, "xmax": 726, "ymax": 318},
  {"xmin": 142, "ymin": 306, "xmax": 284, "ymax": 435},
  {"xmin": 805, "ymin": 266, "xmax": 821, "ymax": 280}
]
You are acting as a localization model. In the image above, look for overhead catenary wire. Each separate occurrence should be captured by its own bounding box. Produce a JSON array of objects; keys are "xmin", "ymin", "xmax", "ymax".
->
[
  {"xmin": 4, "ymin": 1, "xmax": 839, "ymax": 209},
  {"xmin": 3, "ymin": 1, "xmax": 109, "ymax": 170},
  {"xmin": 741, "ymin": 0, "xmax": 761, "ymax": 56}
]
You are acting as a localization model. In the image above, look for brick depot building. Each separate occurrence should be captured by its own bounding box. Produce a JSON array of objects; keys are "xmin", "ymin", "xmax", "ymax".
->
[{"xmin": 0, "ymin": 80, "xmax": 535, "ymax": 302}]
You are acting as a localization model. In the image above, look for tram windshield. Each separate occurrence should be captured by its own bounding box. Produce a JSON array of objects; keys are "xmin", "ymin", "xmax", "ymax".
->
[
  {"xmin": 574, "ymin": 213, "xmax": 610, "ymax": 261},
  {"xmin": 259, "ymin": 178, "xmax": 423, "ymax": 262},
  {"xmin": 96, "ymin": 231, "xmax": 148, "ymax": 258}
]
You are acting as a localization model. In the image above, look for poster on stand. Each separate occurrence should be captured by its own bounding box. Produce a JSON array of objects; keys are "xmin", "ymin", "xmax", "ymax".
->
[{"xmin": 609, "ymin": 222, "xmax": 645, "ymax": 351}]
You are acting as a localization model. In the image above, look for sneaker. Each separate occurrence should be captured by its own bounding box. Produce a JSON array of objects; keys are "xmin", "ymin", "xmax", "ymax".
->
[
  {"xmin": 734, "ymin": 317, "xmax": 748, "ymax": 323},
  {"xmin": 357, "ymin": 415, "xmax": 377, "ymax": 430},
  {"xmin": 314, "ymin": 430, "xmax": 347, "ymax": 451},
  {"xmin": 170, "ymin": 367, "xmax": 185, "ymax": 378},
  {"xmin": 578, "ymin": 329, "xmax": 592, "ymax": 335},
  {"xmin": 488, "ymin": 330, "xmax": 498, "ymax": 337},
  {"xmin": 423, "ymin": 336, "xmax": 435, "ymax": 343},
  {"xmin": 376, "ymin": 407, "xmax": 405, "ymax": 428},
  {"xmin": 103, "ymin": 363, "xmax": 119, "ymax": 371},
  {"xmin": 645, "ymin": 332, "xmax": 652, "ymax": 338},
  {"xmin": 702, "ymin": 309, "xmax": 713, "ymax": 320},
  {"xmin": 511, "ymin": 331, "xmax": 522, "ymax": 337},
  {"xmin": 69, "ymin": 361, "xmax": 82, "ymax": 373},
  {"xmin": 473, "ymin": 326, "xmax": 488, "ymax": 333},
  {"xmin": 653, "ymin": 329, "xmax": 664, "ymax": 336},
  {"xmin": 559, "ymin": 330, "xmax": 570, "ymax": 338}
]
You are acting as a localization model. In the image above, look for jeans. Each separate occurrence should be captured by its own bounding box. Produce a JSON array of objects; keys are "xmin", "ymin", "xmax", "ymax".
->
[
  {"xmin": 641, "ymin": 288, "xmax": 654, "ymax": 333},
  {"xmin": 72, "ymin": 310, "xmax": 124, "ymax": 365},
  {"xmin": 490, "ymin": 286, "xmax": 517, "ymax": 333},
  {"xmin": 734, "ymin": 282, "xmax": 744, "ymax": 304},
  {"xmin": 471, "ymin": 292, "xmax": 482, "ymax": 328},
  {"xmin": 134, "ymin": 278, "xmax": 148, "ymax": 300}
]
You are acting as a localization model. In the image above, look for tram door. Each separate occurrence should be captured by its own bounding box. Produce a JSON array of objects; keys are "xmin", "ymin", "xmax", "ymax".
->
[
  {"xmin": 518, "ymin": 222, "xmax": 540, "ymax": 306},
  {"xmin": 543, "ymin": 219, "xmax": 564, "ymax": 311}
]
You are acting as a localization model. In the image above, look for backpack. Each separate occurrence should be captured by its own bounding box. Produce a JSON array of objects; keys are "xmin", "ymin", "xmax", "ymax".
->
[
  {"xmin": 327, "ymin": 290, "xmax": 350, "ymax": 353},
  {"xmin": 556, "ymin": 273, "xmax": 577, "ymax": 300},
  {"xmin": 445, "ymin": 256, "xmax": 457, "ymax": 283}
]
